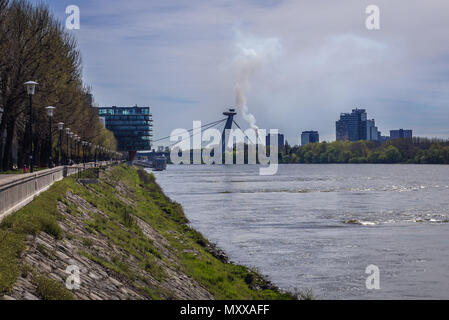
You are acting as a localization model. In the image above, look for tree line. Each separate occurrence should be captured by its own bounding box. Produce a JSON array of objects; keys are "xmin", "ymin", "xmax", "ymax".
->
[
  {"xmin": 0, "ymin": 0, "xmax": 117, "ymax": 171},
  {"xmin": 279, "ymin": 137, "xmax": 449, "ymax": 164}
]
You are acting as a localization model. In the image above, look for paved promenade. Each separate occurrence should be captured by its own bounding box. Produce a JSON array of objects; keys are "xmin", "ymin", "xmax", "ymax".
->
[
  {"xmin": 0, "ymin": 162, "xmax": 117, "ymax": 221},
  {"xmin": 0, "ymin": 173, "xmax": 29, "ymax": 183}
]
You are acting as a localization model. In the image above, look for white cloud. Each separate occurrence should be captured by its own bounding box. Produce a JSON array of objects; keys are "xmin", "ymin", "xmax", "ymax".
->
[{"xmin": 48, "ymin": 0, "xmax": 449, "ymax": 142}]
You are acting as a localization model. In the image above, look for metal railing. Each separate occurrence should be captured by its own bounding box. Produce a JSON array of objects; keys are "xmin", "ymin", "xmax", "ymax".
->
[{"xmin": 0, "ymin": 161, "xmax": 118, "ymax": 221}]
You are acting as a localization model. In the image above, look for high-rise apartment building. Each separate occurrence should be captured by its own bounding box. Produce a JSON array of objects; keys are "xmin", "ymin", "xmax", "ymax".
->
[
  {"xmin": 301, "ymin": 131, "xmax": 319, "ymax": 146},
  {"xmin": 336, "ymin": 108, "xmax": 368, "ymax": 141},
  {"xmin": 266, "ymin": 133, "xmax": 285, "ymax": 148},
  {"xmin": 390, "ymin": 129, "xmax": 412, "ymax": 139},
  {"xmin": 366, "ymin": 119, "xmax": 380, "ymax": 141}
]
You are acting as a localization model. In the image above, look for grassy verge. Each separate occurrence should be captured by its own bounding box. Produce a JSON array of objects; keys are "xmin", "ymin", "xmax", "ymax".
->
[{"xmin": 0, "ymin": 179, "xmax": 70, "ymax": 298}]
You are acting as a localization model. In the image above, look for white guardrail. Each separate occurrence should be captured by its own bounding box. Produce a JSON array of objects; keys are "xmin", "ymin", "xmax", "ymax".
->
[{"xmin": 0, "ymin": 161, "xmax": 115, "ymax": 221}]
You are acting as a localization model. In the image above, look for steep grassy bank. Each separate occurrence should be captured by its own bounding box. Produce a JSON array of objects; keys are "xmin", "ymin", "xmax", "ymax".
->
[{"xmin": 0, "ymin": 164, "xmax": 296, "ymax": 300}]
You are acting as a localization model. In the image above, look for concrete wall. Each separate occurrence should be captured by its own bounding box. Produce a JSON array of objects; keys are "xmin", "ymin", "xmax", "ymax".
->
[{"xmin": 0, "ymin": 161, "xmax": 114, "ymax": 221}]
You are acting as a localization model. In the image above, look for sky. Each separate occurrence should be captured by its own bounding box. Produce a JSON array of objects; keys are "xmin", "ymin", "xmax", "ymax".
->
[{"xmin": 30, "ymin": 0, "xmax": 449, "ymax": 145}]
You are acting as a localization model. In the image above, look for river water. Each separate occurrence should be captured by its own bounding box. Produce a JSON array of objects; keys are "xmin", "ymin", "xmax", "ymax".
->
[{"xmin": 150, "ymin": 164, "xmax": 449, "ymax": 299}]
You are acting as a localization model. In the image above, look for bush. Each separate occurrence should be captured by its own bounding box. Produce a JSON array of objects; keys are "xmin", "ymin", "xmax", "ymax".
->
[{"xmin": 33, "ymin": 274, "xmax": 75, "ymax": 300}]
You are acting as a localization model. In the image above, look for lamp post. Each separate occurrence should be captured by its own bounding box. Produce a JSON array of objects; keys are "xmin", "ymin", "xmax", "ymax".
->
[
  {"xmin": 24, "ymin": 81, "xmax": 38, "ymax": 172},
  {"xmin": 66, "ymin": 128, "xmax": 71, "ymax": 165},
  {"xmin": 73, "ymin": 135, "xmax": 77, "ymax": 163},
  {"xmin": 93, "ymin": 145, "xmax": 97, "ymax": 167},
  {"xmin": 78, "ymin": 138, "xmax": 83, "ymax": 163},
  {"xmin": 82, "ymin": 141, "xmax": 87, "ymax": 167},
  {"xmin": 88, "ymin": 142, "xmax": 92, "ymax": 163},
  {"xmin": 57, "ymin": 122, "xmax": 64, "ymax": 166},
  {"xmin": 75, "ymin": 135, "xmax": 81, "ymax": 164},
  {"xmin": 74, "ymin": 135, "xmax": 79, "ymax": 163},
  {"xmin": 70, "ymin": 132, "xmax": 74, "ymax": 165},
  {"xmin": 45, "ymin": 106, "xmax": 56, "ymax": 168}
]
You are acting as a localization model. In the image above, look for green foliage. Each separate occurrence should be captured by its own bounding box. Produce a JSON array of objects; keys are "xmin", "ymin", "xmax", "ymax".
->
[
  {"xmin": 32, "ymin": 273, "xmax": 75, "ymax": 300},
  {"xmin": 82, "ymin": 237, "xmax": 93, "ymax": 247},
  {"xmin": 281, "ymin": 138, "xmax": 449, "ymax": 164},
  {"xmin": 0, "ymin": 178, "xmax": 69, "ymax": 294},
  {"xmin": 1, "ymin": 182, "xmax": 66, "ymax": 239},
  {"xmin": 0, "ymin": 0, "xmax": 117, "ymax": 171},
  {"xmin": 0, "ymin": 231, "xmax": 25, "ymax": 294},
  {"xmin": 78, "ymin": 168, "xmax": 100, "ymax": 180}
]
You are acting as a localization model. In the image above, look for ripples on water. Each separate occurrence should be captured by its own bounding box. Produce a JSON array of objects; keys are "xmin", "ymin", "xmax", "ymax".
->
[{"xmin": 151, "ymin": 164, "xmax": 449, "ymax": 299}]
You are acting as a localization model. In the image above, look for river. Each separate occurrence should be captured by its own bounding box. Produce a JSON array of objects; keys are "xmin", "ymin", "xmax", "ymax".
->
[{"xmin": 150, "ymin": 164, "xmax": 449, "ymax": 299}]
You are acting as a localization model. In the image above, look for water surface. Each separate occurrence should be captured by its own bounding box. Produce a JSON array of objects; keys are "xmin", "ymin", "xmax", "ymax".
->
[{"xmin": 151, "ymin": 164, "xmax": 449, "ymax": 299}]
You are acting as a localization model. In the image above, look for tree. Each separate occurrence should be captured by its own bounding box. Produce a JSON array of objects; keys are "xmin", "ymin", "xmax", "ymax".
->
[{"xmin": 0, "ymin": 0, "xmax": 117, "ymax": 170}]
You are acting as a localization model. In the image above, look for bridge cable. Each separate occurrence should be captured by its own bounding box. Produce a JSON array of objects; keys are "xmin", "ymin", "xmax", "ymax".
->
[
  {"xmin": 232, "ymin": 120, "xmax": 257, "ymax": 145},
  {"xmin": 168, "ymin": 118, "xmax": 227, "ymax": 148},
  {"xmin": 152, "ymin": 118, "xmax": 227, "ymax": 143}
]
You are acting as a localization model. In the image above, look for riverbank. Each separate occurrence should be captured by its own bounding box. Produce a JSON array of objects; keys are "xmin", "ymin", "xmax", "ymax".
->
[{"xmin": 0, "ymin": 164, "xmax": 295, "ymax": 300}]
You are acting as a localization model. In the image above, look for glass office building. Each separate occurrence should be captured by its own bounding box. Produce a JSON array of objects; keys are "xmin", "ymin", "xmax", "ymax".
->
[
  {"xmin": 266, "ymin": 133, "xmax": 285, "ymax": 148},
  {"xmin": 336, "ymin": 108, "xmax": 367, "ymax": 141},
  {"xmin": 301, "ymin": 131, "xmax": 319, "ymax": 146},
  {"xmin": 97, "ymin": 106, "xmax": 152, "ymax": 152}
]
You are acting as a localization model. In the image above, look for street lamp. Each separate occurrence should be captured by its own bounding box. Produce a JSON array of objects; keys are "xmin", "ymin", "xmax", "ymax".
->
[
  {"xmin": 77, "ymin": 137, "xmax": 81, "ymax": 164},
  {"xmin": 82, "ymin": 141, "xmax": 87, "ymax": 166},
  {"xmin": 73, "ymin": 135, "xmax": 78, "ymax": 163},
  {"xmin": 66, "ymin": 129, "xmax": 72, "ymax": 165},
  {"xmin": 57, "ymin": 122, "xmax": 64, "ymax": 166},
  {"xmin": 45, "ymin": 106, "xmax": 56, "ymax": 168},
  {"xmin": 24, "ymin": 81, "xmax": 38, "ymax": 172},
  {"xmin": 73, "ymin": 134, "xmax": 77, "ymax": 163},
  {"xmin": 75, "ymin": 136, "xmax": 80, "ymax": 163},
  {"xmin": 94, "ymin": 145, "xmax": 97, "ymax": 166},
  {"xmin": 88, "ymin": 142, "xmax": 92, "ymax": 163}
]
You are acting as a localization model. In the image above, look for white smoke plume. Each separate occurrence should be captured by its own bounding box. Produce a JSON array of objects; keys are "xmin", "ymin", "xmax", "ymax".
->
[{"xmin": 232, "ymin": 32, "xmax": 281, "ymax": 137}]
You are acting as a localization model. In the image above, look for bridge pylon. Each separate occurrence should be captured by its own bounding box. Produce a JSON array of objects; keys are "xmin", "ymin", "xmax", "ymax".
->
[{"xmin": 222, "ymin": 108, "xmax": 237, "ymax": 154}]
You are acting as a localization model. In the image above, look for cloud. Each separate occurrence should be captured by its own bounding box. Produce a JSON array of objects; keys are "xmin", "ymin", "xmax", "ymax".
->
[{"xmin": 36, "ymin": 0, "xmax": 449, "ymax": 143}]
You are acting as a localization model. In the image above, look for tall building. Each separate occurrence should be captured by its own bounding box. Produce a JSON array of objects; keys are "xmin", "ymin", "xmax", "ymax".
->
[
  {"xmin": 379, "ymin": 135, "xmax": 390, "ymax": 143},
  {"xmin": 336, "ymin": 108, "xmax": 367, "ymax": 141},
  {"xmin": 97, "ymin": 105, "xmax": 153, "ymax": 160},
  {"xmin": 390, "ymin": 129, "xmax": 412, "ymax": 139},
  {"xmin": 301, "ymin": 131, "xmax": 319, "ymax": 146},
  {"xmin": 87, "ymin": 93, "xmax": 94, "ymax": 107},
  {"xmin": 366, "ymin": 119, "xmax": 380, "ymax": 141},
  {"xmin": 266, "ymin": 133, "xmax": 285, "ymax": 148}
]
